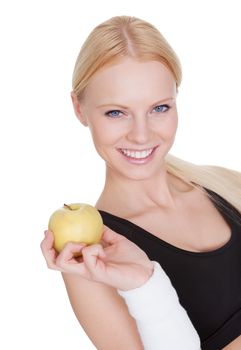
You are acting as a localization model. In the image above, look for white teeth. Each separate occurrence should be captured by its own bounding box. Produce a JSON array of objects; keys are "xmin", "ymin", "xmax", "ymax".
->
[{"xmin": 121, "ymin": 148, "xmax": 154, "ymax": 159}]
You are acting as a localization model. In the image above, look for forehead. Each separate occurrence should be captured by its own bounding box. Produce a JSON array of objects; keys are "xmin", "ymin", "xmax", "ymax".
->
[{"xmin": 84, "ymin": 58, "xmax": 176, "ymax": 102}]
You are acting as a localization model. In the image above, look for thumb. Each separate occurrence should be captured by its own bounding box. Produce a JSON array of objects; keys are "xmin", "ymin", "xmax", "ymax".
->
[{"xmin": 102, "ymin": 226, "xmax": 125, "ymax": 245}]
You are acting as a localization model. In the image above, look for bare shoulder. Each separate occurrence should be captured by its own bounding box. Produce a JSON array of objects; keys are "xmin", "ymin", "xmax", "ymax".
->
[{"xmin": 62, "ymin": 272, "xmax": 143, "ymax": 350}]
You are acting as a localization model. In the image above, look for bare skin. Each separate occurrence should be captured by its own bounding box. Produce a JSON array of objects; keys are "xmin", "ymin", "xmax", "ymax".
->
[
  {"xmin": 42, "ymin": 58, "xmax": 240, "ymax": 348},
  {"xmin": 223, "ymin": 336, "xmax": 241, "ymax": 350},
  {"xmin": 96, "ymin": 172, "xmax": 232, "ymax": 253},
  {"xmin": 74, "ymin": 58, "xmax": 233, "ymax": 254},
  {"xmin": 78, "ymin": 58, "xmax": 240, "ymax": 347}
]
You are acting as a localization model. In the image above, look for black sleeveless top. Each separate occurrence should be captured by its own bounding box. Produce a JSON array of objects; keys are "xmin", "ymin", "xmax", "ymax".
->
[{"xmin": 99, "ymin": 189, "xmax": 241, "ymax": 350}]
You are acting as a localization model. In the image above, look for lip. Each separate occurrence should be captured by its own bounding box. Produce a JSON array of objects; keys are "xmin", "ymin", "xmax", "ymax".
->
[
  {"xmin": 118, "ymin": 147, "xmax": 155, "ymax": 152},
  {"xmin": 117, "ymin": 145, "xmax": 159, "ymax": 165}
]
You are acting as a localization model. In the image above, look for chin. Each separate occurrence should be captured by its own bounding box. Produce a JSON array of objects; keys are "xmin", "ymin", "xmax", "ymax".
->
[{"xmin": 118, "ymin": 163, "xmax": 167, "ymax": 181}]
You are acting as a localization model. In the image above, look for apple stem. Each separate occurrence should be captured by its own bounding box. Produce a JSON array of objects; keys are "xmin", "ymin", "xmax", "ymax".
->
[{"xmin": 64, "ymin": 203, "xmax": 72, "ymax": 210}]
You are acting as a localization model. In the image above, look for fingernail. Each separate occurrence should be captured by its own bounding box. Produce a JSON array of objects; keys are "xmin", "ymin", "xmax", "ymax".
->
[{"xmin": 44, "ymin": 230, "xmax": 48, "ymax": 237}]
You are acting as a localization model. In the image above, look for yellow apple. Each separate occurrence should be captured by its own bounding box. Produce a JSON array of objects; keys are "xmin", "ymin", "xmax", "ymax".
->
[{"xmin": 48, "ymin": 203, "xmax": 103, "ymax": 253}]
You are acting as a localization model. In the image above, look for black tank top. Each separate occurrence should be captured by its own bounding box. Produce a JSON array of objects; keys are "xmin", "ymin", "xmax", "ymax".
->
[{"xmin": 99, "ymin": 189, "xmax": 241, "ymax": 350}]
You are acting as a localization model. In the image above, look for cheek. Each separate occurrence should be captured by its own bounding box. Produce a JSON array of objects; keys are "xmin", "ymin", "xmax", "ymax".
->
[
  {"xmin": 169, "ymin": 114, "xmax": 178, "ymax": 134},
  {"xmin": 89, "ymin": 121, "xmax": 122, "ymax": 147},
  {"xmin": 158, "ymin": 113, "xmax": 178, "ymax": 140}
]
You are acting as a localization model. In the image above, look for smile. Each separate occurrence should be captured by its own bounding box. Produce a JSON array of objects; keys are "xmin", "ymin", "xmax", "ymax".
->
[
  {"xmin": 118, "ymin": 146, "xmax": 158, "ymax": 164},
  {"xmin": 118, "ymin": 147, "xmax": 156, "ymax": 159}
]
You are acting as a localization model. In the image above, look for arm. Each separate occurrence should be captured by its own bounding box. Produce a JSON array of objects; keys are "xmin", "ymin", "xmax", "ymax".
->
[
  {"xmin": 41, "ymin": 227, "xmax": 200, "ymax": 349},
  {"xmin": 61, "ymin": 273, "xmax": 144, "ymax": 350},
  {"xmin": 118, "ymin": 261, "xmax": 201, "ymax": 350}
]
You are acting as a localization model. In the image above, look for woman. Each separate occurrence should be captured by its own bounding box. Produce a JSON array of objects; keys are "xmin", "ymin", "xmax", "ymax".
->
[{"xmin": 41, "ymin": 16, "xmax": 241, "ymax": 349}]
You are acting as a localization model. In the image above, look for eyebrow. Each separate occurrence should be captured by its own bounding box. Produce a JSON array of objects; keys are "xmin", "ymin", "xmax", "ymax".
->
[{"xmin": 96, "ymin": 97, "xmax": 175, "ymax": 109}]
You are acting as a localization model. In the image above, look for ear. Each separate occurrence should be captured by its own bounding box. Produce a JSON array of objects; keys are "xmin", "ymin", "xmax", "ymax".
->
[{"xmin": 71, "ymin": 91, "xmax": 88, "ymax": 127}]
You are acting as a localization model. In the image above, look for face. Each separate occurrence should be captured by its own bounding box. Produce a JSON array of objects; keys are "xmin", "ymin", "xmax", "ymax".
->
[{"xmin": 72, "ymin": 58, "xmax": 178, "ymax": 181}]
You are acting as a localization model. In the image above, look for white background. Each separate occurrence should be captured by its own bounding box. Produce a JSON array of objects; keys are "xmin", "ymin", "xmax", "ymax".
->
[{"xmin": 0, "ymin": 0, "xmax": 240, "ymax": 349}]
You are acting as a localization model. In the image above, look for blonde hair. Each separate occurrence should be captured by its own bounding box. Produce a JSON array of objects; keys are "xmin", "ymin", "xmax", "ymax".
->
[{"xmin": 72, "ymin": 15, "xmax": 241, "ymax": 215}]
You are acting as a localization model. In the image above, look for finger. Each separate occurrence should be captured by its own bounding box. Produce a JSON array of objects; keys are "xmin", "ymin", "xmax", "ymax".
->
[
  {"xmin": 40, "ymin": 230, "xmax": 54, "ymax": 252},
  {"xmin": 55, "ymin": 242, "xmax": 87, "ymax": 273},
  {"xmin": 40, "ymin": 230, "xmax": 60, "ymax": 271},
  {"xmin": 82, "ymin": 244, "xmax": 106, "ymax": 277},
  {"xmin": 101, "ymin": 227, "xmax": 125, "ymax": 245}
]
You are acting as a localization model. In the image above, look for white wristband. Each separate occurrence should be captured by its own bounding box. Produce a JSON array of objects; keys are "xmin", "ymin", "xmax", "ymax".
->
[
  {"xmin": 118, "ymin": 261, "xmax": 201, "ymax": 350},
  {"xmin": 117, "ymin": 261, "xmax": 180, "ymax": 322}
]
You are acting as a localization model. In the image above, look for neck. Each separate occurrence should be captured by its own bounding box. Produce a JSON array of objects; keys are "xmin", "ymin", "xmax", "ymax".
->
[{"xmin": 95, "ymin": 164, "xmax": 186, "ymax": 217}]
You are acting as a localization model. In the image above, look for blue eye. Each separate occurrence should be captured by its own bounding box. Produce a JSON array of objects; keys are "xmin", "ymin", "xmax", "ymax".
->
[
  {"xmin": 105, "ymin": 104, "xmax": 170, "ymax": 118},
  {"xmin": 153, "ymin": 104, "xmax": 170, "ymax": 113},
  {"xmin": 105, "ymin": 110, "xmax": 122, "ymax": 118}
]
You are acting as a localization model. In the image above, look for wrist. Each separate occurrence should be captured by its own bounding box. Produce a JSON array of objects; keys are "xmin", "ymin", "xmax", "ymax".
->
[
  {"xmin": 119, "ymin": 261, "xmax": 155, "ymax": 292},
  {"xmin": 138, "ymin": 261, "xmax": 155, "ymax": 287}
]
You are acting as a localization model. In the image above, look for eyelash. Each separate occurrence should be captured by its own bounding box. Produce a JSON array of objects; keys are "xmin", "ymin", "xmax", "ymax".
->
[{"xmin": 104, "ymin": 104, "xmax": 170, "ymax": 118}]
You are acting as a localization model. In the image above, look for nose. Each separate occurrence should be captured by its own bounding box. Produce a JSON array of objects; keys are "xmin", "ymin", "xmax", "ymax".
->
[{"xmin": 126, "ymin": 116, "xmax": 153, "ymax": 145}]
